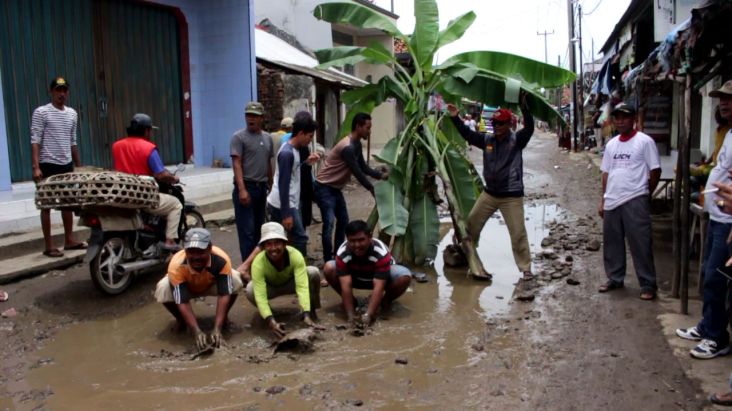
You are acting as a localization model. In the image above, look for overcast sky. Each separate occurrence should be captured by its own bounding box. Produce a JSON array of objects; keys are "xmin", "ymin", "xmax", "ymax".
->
[{"xmin": 369, "ymin": 0, "xmax": 631, "ymax": 70}]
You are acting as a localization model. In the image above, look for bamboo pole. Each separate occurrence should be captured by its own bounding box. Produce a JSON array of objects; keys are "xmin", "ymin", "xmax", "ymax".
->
[
  {"xmin": 680, "ymin": 75, "xmax": 692, "ymax": 315},
  {"xmin": 671, "ymin": 82, "xmax": 684, "ymax": 298}
]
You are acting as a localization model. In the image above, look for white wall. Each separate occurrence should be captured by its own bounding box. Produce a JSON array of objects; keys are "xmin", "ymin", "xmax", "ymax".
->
[{"xmin": 253, "ymin": 0, "xmax": 333, "ymax": 51}]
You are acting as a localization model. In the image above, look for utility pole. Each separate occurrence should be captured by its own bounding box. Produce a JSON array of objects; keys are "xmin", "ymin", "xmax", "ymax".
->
[
  {"xmin": 536, "ymin": 30, "xmax": 554, "ymax": 63},
  {"xmin": 577, "ymin": 3, "xmax": 584, "ymax": 149},
  {"xmin": 567, "ymin": 0, "xmax": 578, "ymax": 151}
]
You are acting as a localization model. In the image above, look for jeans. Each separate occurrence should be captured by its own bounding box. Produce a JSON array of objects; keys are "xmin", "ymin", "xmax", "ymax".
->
[
  {"xmin": 314, "ymin": 182, "xmax": 349, "ymax": 262},
  {"xmin": 267, "ymin": 204, "xmax": 308, "ymax": 257},
  {"xmin": 233, "ymin": 181, "xmax": 268, "ymax": 261},
  {"xmin": 697, "ymin": 220, "xmax": 732, "ymax": 346}
]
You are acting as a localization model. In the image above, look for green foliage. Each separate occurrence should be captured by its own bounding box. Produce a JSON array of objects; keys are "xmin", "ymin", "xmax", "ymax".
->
[{"xmin": 313, "ymin": 0, "xmax": 575, "ymax": 264}]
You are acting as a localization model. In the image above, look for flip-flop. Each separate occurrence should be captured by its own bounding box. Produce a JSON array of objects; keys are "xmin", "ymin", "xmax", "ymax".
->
[
  {"xmin": 43, "ymin": 249, "xmax": 64, "ymax": 258},
  {"xmin": 640, "ymin": 292, "xmax": 657, "ymax": 301},
  {"xmin": 0, "ymin": 291, "xmax": 8, "ymax": 302},
  {"xmin": 470, "ymin": 272, "xmax": 493, "ymax": 281},
  {"xmin": 710, "ymin": 392, "xmax": 732, "ymax": 406},
  {"xmin": 64, "ymin": 241, "xmax": 88, "ymax": 250},
  {"xmin": 598, "ymin": 281, "xmax": 624, "ymax": 293}
]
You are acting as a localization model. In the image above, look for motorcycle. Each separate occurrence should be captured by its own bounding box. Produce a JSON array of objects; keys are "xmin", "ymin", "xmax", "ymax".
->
[{"xmin": 79, "ymin": 166, "xmax": 204, "ymax": 295}]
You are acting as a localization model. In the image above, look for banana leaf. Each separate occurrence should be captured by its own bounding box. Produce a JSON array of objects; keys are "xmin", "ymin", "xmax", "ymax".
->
[
  {"xmin": 372, "ymin": 136, "xmax": 401, "ymax": 166},
  {"xmin": 440, "ymin": 74, "xmax": 565, "ymax": 126},
  {"xmin": 408, "ymin": 193, "xmax": 440, "ymax": 265},
  {"xmin": 435, "ymin": 12, "xmax": 476, "ymax": 50},
  {"xmin": 313, "ymin": 2, "xmax": 404, "ymax": 40},
  {"xmin": 440, "ymin": 142, "xmax": 480, "ymax": 219},
  {"xmin": 440, "ymin": 51, "xmax": 576, "ymax": 88},
  {"xmin": 375, "ymin": 180, "xmax": 409, "ymax": 236},
  {"xmin": 409, "ymin": 0, "xmax": 440, "ymax": 71},
  {"xmin": 315, "ymin": 47, "xmax": 370, "ymax": 69}
]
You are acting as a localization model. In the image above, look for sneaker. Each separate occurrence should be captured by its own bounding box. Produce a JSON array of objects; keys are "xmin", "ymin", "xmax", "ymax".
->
[
  {"xmin": 690, "ymin": 339, "xmax": 731, "ymax": 359},
  {"xmin": 675, "ymin": 326, "xmax": 702, "ymax": 341}
]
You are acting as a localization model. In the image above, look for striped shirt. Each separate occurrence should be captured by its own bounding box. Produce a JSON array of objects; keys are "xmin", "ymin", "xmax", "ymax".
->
[
  {"xmin": 30, "ymin": 103, "xmax": 78, "ymax": 165},
  {"xmin": 335, "ymin": 238, "xmax": 394, "ymax": 283}
]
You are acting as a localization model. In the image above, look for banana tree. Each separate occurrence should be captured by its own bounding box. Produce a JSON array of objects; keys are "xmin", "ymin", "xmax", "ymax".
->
[{"xmin": 313, "ymin": 0, "xmax": 575, "ymax": 276}]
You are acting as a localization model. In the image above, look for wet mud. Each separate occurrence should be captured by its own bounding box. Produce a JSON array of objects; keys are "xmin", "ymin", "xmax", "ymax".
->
[{"xmin": 1, "ymin": 131, "xmax": 707, "ymax": 410}]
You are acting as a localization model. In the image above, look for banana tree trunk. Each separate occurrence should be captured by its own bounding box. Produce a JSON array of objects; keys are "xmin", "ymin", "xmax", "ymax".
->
[{"xmin": 436, "ymin": 166, "xmax": 489, "ymax": 278}]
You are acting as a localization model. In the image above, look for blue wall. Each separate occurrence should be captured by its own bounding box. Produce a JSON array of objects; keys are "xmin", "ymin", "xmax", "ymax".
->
[
  {"xmin": 0, "ymin": 69, "xmax": 10, "ymax": 191},
  {"xmin": 160, "ymin": 0, "xmax": 257, "ymax": 168}
]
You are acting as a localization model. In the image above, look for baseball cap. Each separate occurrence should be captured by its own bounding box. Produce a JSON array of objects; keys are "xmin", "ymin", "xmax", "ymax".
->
[
  {"xmin": 492, "ymin": 108, "xmax": 512, "ymax": 123},
  {"xmin": 611, "ymin": 103, "xmax": 636, "ymax": 116},
  {"xmin": 258, "ymin": 222, "xmax": 288, "ymax": 245},
  {"xmin": 280, "ymin": 117, "xmax": 293, "ymax": 128},
  {"xmin": 184, "ymin": 228, "xmax": 211, "ymax": 249},
  {"xmin": 50, "ymin": 77, "xmax": 69, "ymax": 90},
  {"xmin": 130, "ymin": 113, "xmax": 159, "ymax": 130},
  {"xmin": 245, "ymin": 101, "xmax": 264, "ymax": 116},
  {"xmin": 709, "ymin": 80, "xmax": 732, "ymax": 98}
]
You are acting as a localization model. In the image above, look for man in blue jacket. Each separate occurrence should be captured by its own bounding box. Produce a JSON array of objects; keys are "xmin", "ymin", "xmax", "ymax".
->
[{"xmin": 446, "ymin": 92, "xmax": 534, "ymax": 281}]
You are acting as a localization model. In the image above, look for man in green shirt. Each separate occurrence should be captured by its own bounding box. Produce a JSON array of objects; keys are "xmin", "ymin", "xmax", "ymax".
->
[{"xmin": 247, "ymin": 222, "xmax": 324, "ymax": 337}]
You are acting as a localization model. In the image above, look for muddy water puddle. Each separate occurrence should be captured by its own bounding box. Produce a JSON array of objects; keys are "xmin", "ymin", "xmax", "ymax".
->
[{"xmin": 27, "ymin": 203, "xmax": 566, "ymax": 409}]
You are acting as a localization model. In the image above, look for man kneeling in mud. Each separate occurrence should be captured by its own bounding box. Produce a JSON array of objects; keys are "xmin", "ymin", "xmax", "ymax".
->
[
  {"xmin": 154, "ymin": 228, "xmax": 243, "ymax": 349},
  {"xmin": 324, "ymin": 220, "xmax": 411, "ymax": 326}
]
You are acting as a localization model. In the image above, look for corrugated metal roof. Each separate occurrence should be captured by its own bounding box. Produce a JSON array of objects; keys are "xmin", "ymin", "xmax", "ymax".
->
[{"xmin": 255, "ymin": 28, "xmax": 366, "ymax": 88}]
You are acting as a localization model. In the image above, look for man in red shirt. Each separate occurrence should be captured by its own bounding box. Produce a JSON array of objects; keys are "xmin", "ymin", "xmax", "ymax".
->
[{"xmin": 112, "ymin": 113, "xmax": 182, "ymax": 250}]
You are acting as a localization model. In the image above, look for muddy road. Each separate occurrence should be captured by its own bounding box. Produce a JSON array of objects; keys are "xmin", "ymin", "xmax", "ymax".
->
[{"xmin": 0, "ymin": 130, "xmax": 707, "ymax": 410}]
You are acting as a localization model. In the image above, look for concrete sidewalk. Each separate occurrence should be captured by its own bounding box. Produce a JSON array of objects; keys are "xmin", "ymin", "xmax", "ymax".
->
[{"xmin": 0, "ymin": 166, "xmax": 236, "ymax": 285}]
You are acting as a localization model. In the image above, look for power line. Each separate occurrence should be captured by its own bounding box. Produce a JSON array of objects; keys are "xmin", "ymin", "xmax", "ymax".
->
[{"xmin": 582, "ymin": 0, "xmax": 603, "ymax": 15}]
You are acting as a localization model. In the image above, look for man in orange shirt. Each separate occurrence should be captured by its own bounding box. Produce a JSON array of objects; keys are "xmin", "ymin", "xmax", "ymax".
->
[{"xmin": 154, "ymin": 228, "xmax": 243, "ymax": 349}]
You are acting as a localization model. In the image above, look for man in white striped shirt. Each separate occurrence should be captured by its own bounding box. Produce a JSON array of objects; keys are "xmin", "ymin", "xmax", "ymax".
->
[{"xmin": 31, "ymin": 77, "xmax": 86, "ymax": 257}]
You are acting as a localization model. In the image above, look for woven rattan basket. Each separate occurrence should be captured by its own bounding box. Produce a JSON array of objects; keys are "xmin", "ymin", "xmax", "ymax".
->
[{"xmin": 35, "ymin": 171, "xmax": 159, "ymax": 210}]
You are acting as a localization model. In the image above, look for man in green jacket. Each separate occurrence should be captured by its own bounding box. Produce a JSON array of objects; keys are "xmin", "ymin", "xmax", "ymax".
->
[{"xmin": 246, "ymin": 222, "xmax": 324, "ymax": 337}]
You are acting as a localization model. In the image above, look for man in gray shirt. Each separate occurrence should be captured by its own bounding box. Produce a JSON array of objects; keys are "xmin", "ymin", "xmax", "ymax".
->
[{"xmin": 230, "ymin": 101, "xmax": 274, "ymax": 261}]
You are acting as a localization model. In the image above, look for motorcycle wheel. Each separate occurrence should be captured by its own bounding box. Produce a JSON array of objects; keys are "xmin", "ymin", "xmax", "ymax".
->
[
  {"xmin": 179, "ymin": 210, "xmax": 205, "ymax": 239},
  {"xmin": 89, "ymin": 236, "xmax": 133, "ymax": 295}
]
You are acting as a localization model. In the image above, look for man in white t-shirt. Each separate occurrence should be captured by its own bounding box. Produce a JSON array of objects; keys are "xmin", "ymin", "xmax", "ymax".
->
[
  {"xmin": 676, "ymin": 80, "xmax": 732, "ymax": 360},
  {"xmin": 597, "ymin": 103, "xmax": 661, "ymax": 300}
]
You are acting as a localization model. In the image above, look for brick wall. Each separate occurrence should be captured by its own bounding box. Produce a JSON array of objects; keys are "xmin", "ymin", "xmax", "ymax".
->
[{"xmin": 257, "ymin": 64, "xmax": 285, "ymax": 132}]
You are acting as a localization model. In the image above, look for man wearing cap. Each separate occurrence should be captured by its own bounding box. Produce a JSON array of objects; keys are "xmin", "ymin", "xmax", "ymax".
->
[
  {"xmin": 246, "ymin": 222, "xmax": 323, "ymax": 338},
  {"xmin": 154, "ymin": 228, "xmax": 243, "ymax": 349},
  {"xmin": 323, "ymin": 219, "xmax": 411, "ymax": 326},
  {"xmin": 231, "ymin": 101, "xmax": 274, "ymax": 261},
  {"xmin": 314, "ymin": 112, "xmax": 389, "ymax": 262},
  {"xmin": 446, "ymin": 92, "xmax": 534, "ymax": 281},
  {"xmin": 267, "ymin": 114, "xmax": 320, "ymax": 256},
  {"xmin": 271, "ymin": 117, "xmax": 293, "ymax": 157},
  {"xmin": 676, "ymin": 80, "xmax": 732, "ymax": 359},
  {"xmin": 597, "ymin": 103, "xmax": 661, "ymax": 301},
  {"xmin": 112, "ymin": 113, "xmax": 183, "ymax": 251},
  {"xmin": 31, "ymin": 76, "xmax": 87, "ymax": 257}
]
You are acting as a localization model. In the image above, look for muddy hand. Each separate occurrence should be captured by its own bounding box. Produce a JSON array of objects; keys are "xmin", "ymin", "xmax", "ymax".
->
[
  {"xmin": 194, "ymin": 329, "xmax": 208, "ymax": 350},
  {"xmin": 210, "ymin": 327, "xmax": 223, "ymax": 348},
  {"xmin": 303, "ymin": 315, "xmax": 326, "ymax": 331},
  {"xmin": 269, "ymin": 319, "xmax": 286, "ymax": 339}
]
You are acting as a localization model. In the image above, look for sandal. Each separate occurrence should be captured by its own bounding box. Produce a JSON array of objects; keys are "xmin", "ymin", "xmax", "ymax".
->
[
  {"xmin": 63, "ymin": 241, "xmax": 88, "ymax": 250},
  {"xmin": 598, "ymin": 281, "xmax": 624, "ymax": 293},
  {"xmin": 0, "ymin": 291, "xmax": 8, "ymax": 302},
  {"xmin": 43, "ymin": 249, "xmax": 64, "ymax": 258},
  {"xmin": 710, "ymin": 392, "xmax": 732, "ymax": 406},
  {"xmin": 640, "ymin": 291, "xmax": 657, "ymax": 301}
]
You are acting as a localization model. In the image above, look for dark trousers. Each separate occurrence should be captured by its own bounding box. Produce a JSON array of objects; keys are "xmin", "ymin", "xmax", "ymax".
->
[
  {"xmin": 602, "ymin": 195, "xmax": 657, "ymax": 293},
  {"xmin": 232, "ymin": 181, "xmax": 268, "ymax": 261},
  {"xmin": 697, "ymin": 220, "xmax": 732, "ymax": 346},
  {"xmin": 313, "ymin": 182, "xmax": 348, "ymax": 262}
]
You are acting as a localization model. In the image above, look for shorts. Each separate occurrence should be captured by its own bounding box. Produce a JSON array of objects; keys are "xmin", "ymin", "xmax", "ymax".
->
[
  {"xmin": 39, "ymin": 162, "xmax": 74, "ymax": 178},
  {"xmin": 349, "ymin": 264, "xmax": 411, "ymax": 290},
  {"xmin": 154, "ymin": 269, "xmax": 244, "ymax": 303}
]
